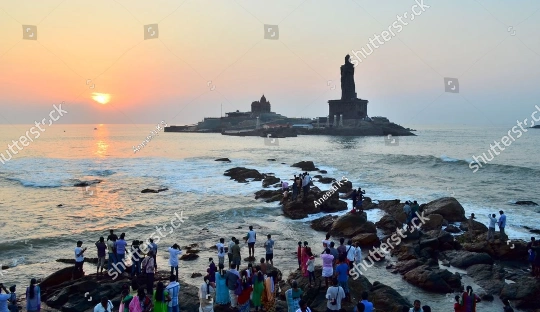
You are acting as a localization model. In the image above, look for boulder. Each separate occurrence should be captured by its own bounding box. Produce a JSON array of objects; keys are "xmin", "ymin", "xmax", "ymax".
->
[
  {"xmin": 390, "ymin": 259, "xmax": 424, "ymax": 274},
  {"xmin": 291, "ymin": 161, "xmax": 318, "ymax": 171},
  {"xmin": 329, "ymin": 212, "xmax": 376, "ymax": 237},
  {"xmin": 317, "ymin": 177, "xmax": 335, "ymax": 184},
  {"xmin": 224, "ymin": 167, "xmax": 264, "ymax": 182},
  {"xmin": 180, "ymin": 253, "xmax": 199, "ymax": 261},
  {"xmin": 442, "ymin": 250, "xmax": 493, "ymax": 268},
  {"xmin": 336, "ymin": 180, "xmax": 353, "ymax": 193},
  {"xmin": 310, "ymin": 215, "xmax": 337, "ymax": 232},
  {"xmin": 423, "ymin": 197, "xmax": 466, "ymax": 222},
  {"xmin": 445, "ymin": 224, "xmax": 461, "ymax": 233},
  {"xmin": 282, "ymin": 200, "xmax": 319, "ymax": 220},
  {"xmin": 515, "ymin": 200, "xmax": 538, "ymax": 206},
  {"xmin": 461, "ymin": 237, "xmax": 528, "ymax": 261},
  {"xmin": 459, "ymin": 219, "xmax": 488, "ymax": 233},
  {"xmin": 352, "ymin": 233, "xmax": 380, "ymax": 247},
  {"xmin": 318, "ymin": 170, "xmax": 328, "ymax": 174},
  {"xmin": 254, "ymin": 189, "xmax": 282, "ymax": 201},
  {"xmin": 377, "ymin": 200, "xmax": 406, "ymax": 223},
  {"xmin": 420, "ymin": 214, "xmax": 444, "ymax": 231},
  {"xmin": 262, "ymin": 175, "xmax": 280, "ymax": 187},
  {"xmin": 403, "ymin": 265, "xmax": 461, "ymax": 293},
  {"xmin": 376, "ymin": 214, "xmax": 402, "ymax": 234},
  {"xmin": 73, "ymin": 180, "xmax": 102, "ymax": 187}
]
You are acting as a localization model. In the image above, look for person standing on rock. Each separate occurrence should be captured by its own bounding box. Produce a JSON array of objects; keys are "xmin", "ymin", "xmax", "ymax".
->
[
  {"xmin": 216, "ymin": 238, "xmax": 226, "ymax": 266},
  {"xmin": 487, "ymin": 214, "xmax": 497, "ymax": 241},
  {"xmin": 403, "ymin": 201, "xmax": 411, "ymax": 223},
  {"xmin": 301, "ymin": 241, "xmax": 310, "ymax": 277},
  {"xmin": 321, "ymin": 248, "xmax": 335, "ymax": 288},
  {"xmin": 498, "ymin": 211, "xmax": 507, "ymax": 240},
  {"xmin": 246, "ymin": 226, "xmax": 257, "ymax": 260},
  {"xmin": 95, "ymin": 236, "xmax": 107, "ymax": 276},
  {"xmin": 334, "ymin": 255, "xmax": 350, "ymax": 302},
  {"xmin": 232, "ymin": 239, "xmax": 241, "ymax": 270},
  {"xmin": 141, "ymin": 251, "xmax": 155, "ymax": 295},
  {"xmin": 106, "ymin": 235, "xmax": 117, "ymax": 272},
  {"xmin": 228, "ymin": 236, "xmax": 236, "ymax": 267},
  {"xmin": 302, "ymin": 173, "xmax": 312, "ymax": 199},
  {"xmin": 168, "ymin": 244, "xmax": 182, "ymax": 281},
  {"xmin": 165, "ymin": 274, "xmax": 180, "ymax": 312},
  {"xmin": 467, "ymin": 214, "xmax": 476, "ymax": 242},
  {"xmin": 292, "ymin": 176, "xmax": 299, "ymax": 201},
  {"xmin": 25, "ymin": 278, "xmax": 41, "ymax": 312},
  {"xmin": 297, "ymin": 241, "xmax": 303, "ymax": 270},
  {"xmin": 264, "ymin": 234, "xmax": 275, "ymax": 266},
  {"xmin": 148, "ymin": 238, "xmax": 158, "ymax": 269},
  {"xmin": 114, "ymin": 233, "xmax": 128, "ymax": 274},
  {"xmin": 356, "ymin": 188, "xmax": 366, "ymax": 212},
  {"xmin": 349, "ymin": 189, "xmax": 358, "ymax": 210},
  {"xmin": 74, "ymin": 240, "xmax": 87, "ymax": 276},
  {"xmin": 306, "ymin": 250, "xmax": 315, "ymax": 287},
  {"xmin": 325, "ymin": 278, "xmax": 345, "ymax": 311}
]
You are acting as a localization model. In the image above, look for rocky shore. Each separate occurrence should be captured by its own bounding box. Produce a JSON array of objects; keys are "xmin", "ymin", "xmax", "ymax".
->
[{"xmin": 19, "ymin": 159, "xmax": 539, "ymax": 311}]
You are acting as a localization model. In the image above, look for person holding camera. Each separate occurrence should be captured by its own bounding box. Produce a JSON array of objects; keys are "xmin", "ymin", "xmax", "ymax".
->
[
  {"xmin": 168, "ymin": 244, "xmax": 182, "ymax": 281},
  {"xmin": 74, "ymin": 241, "xmax": 87, "ymax": 276},
  {"xmin": 0, "ymin": 283, "xmax": 14, "ymax": 312},
  {"xmin": 325, "ymin": 278, "xmax": 345, "ymax": 311}
]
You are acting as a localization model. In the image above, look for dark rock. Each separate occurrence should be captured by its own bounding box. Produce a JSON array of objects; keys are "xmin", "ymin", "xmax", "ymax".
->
[
  {"xmin": 377, "ymin": 200, "xmax": 406, "ymax": 223},
  {"xmin": 317, "ymin": 177, "xmax": 335, "ymax": 184},
  {"xmin": 329, "ymin": 212, "xmax": 376, "ymax": 237},
  {"xmin": 445, "ymin": 224, "xmax": 461, "ymax": 233},
  {"xmin": 423, "ymin": 197, "xmax": 466, "ymax": 222},
  {"xmin": 254, "ymin": 189, "xmax": 282, "ymax": 201},
  {"xmin": 267, "ymin": 159, "xmax": 276, "ymax": 161},
  {"xmin": 313, "ymin": 175, "xmax": 322, "ymax": 179},
  {"xmin": 291, "ymin": 161, "xmax": 318, "ymax": 171},
  {"xmin": 515, "ymin": 200, "xmax": 538, "ymax": 206},
  {"xmin": 459, "ymin": 220, "xmax": 488, "ymax": 233},
  {"xmin": 191, "ymin": 272, "xmax": 202, "ymax": 278},
  {"xmin": 180, "ymin": 253, "xmax": 199, "ymax": 261},
  {"xmin": 215, "ymin": 158, "xmax": 231, "ymax": 162},
  {"xmin": 481, "ymin": 294, "xmax": 494, "ymax": 301},
  {"xmin": 375, "ymin": 214, "xmax": 402, "ymax": 234},
  {"xmin": 336, "ymin": 179, "xmax": 352, "ymax": 193},
  {"xmin": 319, "ymin": 170, "xmax": 328, "ymax": 174},
  {"xmin": 419, "ymin": 238, "xmax": 440, "ymax": 250},
  {"xmin": 73, "ymin": 180, "xmax": 102, "ymax": 187},
  {"xmin": 420, "ymin": 213, "xmax": 444, "ymax": 231},
  {"xmin": 262, "ymin": 175, "xmax": 280, "ymax": 188},
  {"xmin": 224, "ymin": 167, "xmax": 264, "ymax": 182},
  {"xmin": 403, "ymin": 265, "xmax": 461, "ymax": 293},
  {"xmin": 157, "ymin": 188, "xmax": 168, "ymax": 192},
  {"xmin": 524, "ymin": 226, "xmax": 540, "ymax": 234},
  {"xmin": 460, "ymin": 236, "xmax": 528, "ymax": 261},
  {"xmin": 352, "ymin": 233, "xmax": 380, "ymax": 247},
  {"xmin": 392, "ymin": 259, "xmax": 424, "ymax": 274},
  {"xmin": 57, "ymin": 204, "xmax": 63, "ymax": 207},
  {"xmin": 310, "ymin": 215, "xmax": 338, "ymax": 232},
  {"xmin": 442, "ymin": 250, "xmax": 493, "ymax": 268}
]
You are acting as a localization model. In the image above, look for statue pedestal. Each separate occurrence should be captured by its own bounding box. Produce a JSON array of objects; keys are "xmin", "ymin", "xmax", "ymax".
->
[{"xmin": 328, "ymin": 98, "xmax": 369, "ymax": 122}]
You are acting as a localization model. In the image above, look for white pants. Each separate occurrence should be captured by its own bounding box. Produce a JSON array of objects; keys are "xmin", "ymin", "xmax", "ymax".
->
[{"xmin": 229, "ymin": 290, "xmax": 238, "ymax": 307}]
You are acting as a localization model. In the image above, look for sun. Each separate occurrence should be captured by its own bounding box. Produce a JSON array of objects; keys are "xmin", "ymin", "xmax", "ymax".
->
[{"xmin": 92, "ymin": 93, "xmax": 111, "ymax": 105}]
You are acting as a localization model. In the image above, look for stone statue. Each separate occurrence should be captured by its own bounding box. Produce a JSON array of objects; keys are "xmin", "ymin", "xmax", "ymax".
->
[{"xmin": 340, "ymin": 55, "xmax": 356, "ymax": 100}]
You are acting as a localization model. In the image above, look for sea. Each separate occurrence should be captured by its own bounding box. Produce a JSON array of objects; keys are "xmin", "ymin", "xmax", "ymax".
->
[{"xmin": 0, "ymin": 124, "xmax": 538, "ymax": 311}]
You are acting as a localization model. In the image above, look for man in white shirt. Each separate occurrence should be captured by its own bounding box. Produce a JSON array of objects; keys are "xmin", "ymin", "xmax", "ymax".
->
[
  {"xmin": 216, "ymin": 238, "xmax": 226, "ymax": 266},
  {"xmin": 322, "ymin": 233, "xmax": 331, "ymax": 249},
  {"xmin": 168, "ymin": 244, "xmax": 182, "ymax": 281},
  {"xmin": 487, "ymin": 214, "xmax": 497, "ymax": 241},
  {"xmin": 246, "ymin": 226, "xmax": 257, "ymax": 259},
  {"xmin": 93, "ymin": 297, "xmax": 113, "ymax": 312},
  {"xmin": 74, "ymin": 240, "xmax": 87, "ymax": 276},
  {"xmin": 354, "ymin": 242, "xmax": 362, "ymax": 265},
  {"xmin": 346, "ymin": 240, "xmax": 356, "ymax": 269},
  {"xmin": 326, "ymin": 278, "xmax": 346, "ymax": 311},
  {"xmin": 302, "ymin": 173, "xmax": 312, "ymax": 198}
]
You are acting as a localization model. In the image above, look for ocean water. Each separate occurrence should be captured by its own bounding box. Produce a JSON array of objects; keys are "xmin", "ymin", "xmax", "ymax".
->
[{"xmin": 0, "ymin": 124, "xmax": 538, "ymax": 311}]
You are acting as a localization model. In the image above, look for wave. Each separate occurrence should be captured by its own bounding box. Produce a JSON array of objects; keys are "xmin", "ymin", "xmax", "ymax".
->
[
  {"xmin": 88, "ymin": 169, "xmax": 116, "ymax": 177},
  {"xmin": 5, "ymin": 177, "xmax": 64, "ymax": 188}
]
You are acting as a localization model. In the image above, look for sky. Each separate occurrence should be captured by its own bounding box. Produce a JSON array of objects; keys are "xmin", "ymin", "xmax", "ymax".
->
[{"xmin": 0, "ymin": 0, "xmax": 539, "ymax": 126}]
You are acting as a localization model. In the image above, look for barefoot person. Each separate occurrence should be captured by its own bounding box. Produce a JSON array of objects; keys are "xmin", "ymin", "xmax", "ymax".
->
[
  {"xmin": 264, "ymin": 234, "xmax": 275, "ymax": 266},
  {"xmin": 74, "ymin": 241, "xmax": 87, "ymax": 276},
  {"xmin": 95, "ymin": 237, "xmax": 107, "ymax": 275},
  {"xmin": 168, "ymin": 244, "xmax": 182, "ymax": 281}
]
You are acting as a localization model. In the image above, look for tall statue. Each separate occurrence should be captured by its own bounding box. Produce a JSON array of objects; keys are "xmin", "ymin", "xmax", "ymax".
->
[{"xmin": 340, "ymin": 55, "xmax": 356, "ymax": 100}]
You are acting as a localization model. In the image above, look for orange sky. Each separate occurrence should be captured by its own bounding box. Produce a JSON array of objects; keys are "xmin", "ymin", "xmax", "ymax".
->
[{"xmin": 1, "ymin": 0, "xmax": 540, "ymax": 125}]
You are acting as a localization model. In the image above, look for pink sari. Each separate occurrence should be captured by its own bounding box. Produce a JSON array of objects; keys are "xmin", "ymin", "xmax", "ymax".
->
[{"xmin": 301, "ymin": 247, "xmax": 310, "ymax": 277}]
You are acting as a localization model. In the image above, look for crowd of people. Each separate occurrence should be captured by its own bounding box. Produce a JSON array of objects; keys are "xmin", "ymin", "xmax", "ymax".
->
[{"xmin": 281, "ymin": 172, "xmax": 313, "ymax": 203}]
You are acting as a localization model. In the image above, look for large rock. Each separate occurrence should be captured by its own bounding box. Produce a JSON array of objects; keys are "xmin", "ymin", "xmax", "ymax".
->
[
  {"xmin": 420, "ymin": 213, "xmax": 444, "ymax": 231},
  {"xmin": 423, "ymin": 197, "xmax": 466, "ymax": 222},
  {"xmin": 291, "ymin": 161, "xmax": 318, "ymax": 171},
  {"xmin": 459, "ymin": 219, "xmax": 488, "ymax": 233},
  {"xmin": 403, "ymin": 265, "xmax": 461, "ymax": 293},
  {"xmin": 328, "ymin": 212, "xmax": 377, "ymax": 237},
  {"xmin": 254, "ymin": 189, "xmax": 282, "ymax": 202},
  {"xmin": 310, "ymin": 215, "xmax": 338, "ymax": 232},
  {"xmin": 352, "ymin": 233, "xmax": 380, "ymax": 247},
  {"xmin": 461, "ymin": 237, "xmax": 528, "ymax": 261},
  {"xmin": 377, "ymin": 200, "xmax": 406, "ymax": 223},
  {"xmin": 444, "ymin": 224, "xmax": 461, "ymax": 233},
  {"xmin": 442, "ymin": 250, "xmax": 494, "ymax": 268},
  {"xmin": 375, "ymin": 214, "xmax": 402, "ymax": 234},
  {"xmin": 224, "ymin": 167, "xmax": 264, "ymax": 183},
  {"xmin": 282, "ymin": 200, "xmax": 319, "ymax": 220},
  {"xmin": 262, "ymin": 175, "xmax": 280, "ymax": 187}
]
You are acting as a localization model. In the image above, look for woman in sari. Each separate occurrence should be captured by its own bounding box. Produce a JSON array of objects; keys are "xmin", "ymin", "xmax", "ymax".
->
[
  {"xmin": 214, "ymin": 263, "xmax": 230, "ymax": 305},
  {"xmin": 119, "ymin": 289, "xmax": 132, "ymax": 312},
  {"xmin": 26, "ymin": 278, "xmax": 41, "ymax": 312},
  {"xmin": 262, "ymin": 271, "xmax": 277, "ymax": 312},
  {"xmin": 153, "ymin": 282, "xmax": 170, "ymax": 312},
  {"xmin": 237, "ymin": 271, "xmax": 252, "ymax": 312},
  {"xmin": 199, "ymin": 275, "xmax": 215, "ymax": 312},
  {"xmin": 301, "ymin": 241, "xmax": 310, "ymax": 277},
  {"xmin": 285, "ymin": 280, "xmax": 303, "ymax": 312},
  {"xmin": 461, "ymin": 286, "xmax": 481, "ymax": 312},
  {"xmin": 129, "ymin": 288, "xmax": 153, "ymax": 312},
  {"xmin": 252, "ymin": 270, "xmax": 265, "ymax": 311}
]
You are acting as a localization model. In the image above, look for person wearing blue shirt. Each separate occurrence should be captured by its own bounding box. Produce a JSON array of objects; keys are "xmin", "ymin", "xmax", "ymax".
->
[
  {"xmin": 114, "ymin": 233, "xmax": 128, "ymax": 274},
  {"xmin": 358, "ymin": 291, "xmax": 374, "ymax": 312},
  {"xmin": 498, "ymin": 210, "xmax": 507, "ymax": 240},
  {"xmin": 334, "ymin": 255, "xmax": 350, "ymax": 302}
]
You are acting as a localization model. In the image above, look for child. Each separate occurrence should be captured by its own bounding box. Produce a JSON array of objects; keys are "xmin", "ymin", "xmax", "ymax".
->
[
  {"xmin": 454, "ymin": 295, "xmax": 463, "ymax": 312},
  {"xmin": 306, "ymin": 250, "xmax": 315, "ymax": 287}
]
